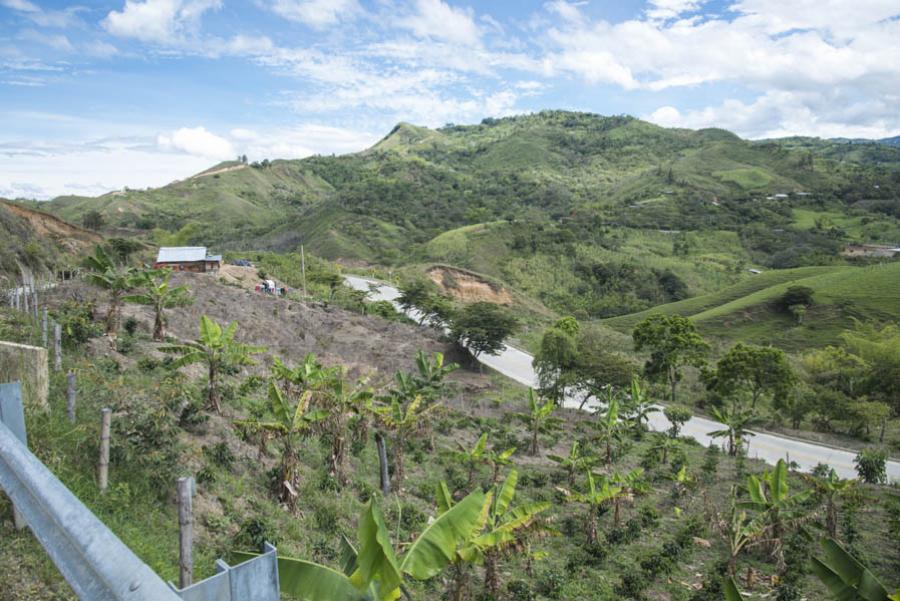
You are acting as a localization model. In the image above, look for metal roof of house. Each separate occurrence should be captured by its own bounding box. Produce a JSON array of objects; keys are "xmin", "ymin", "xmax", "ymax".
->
[{"xmin": 156, "ymin": 247, "xmax": 208, "ymax": 263}]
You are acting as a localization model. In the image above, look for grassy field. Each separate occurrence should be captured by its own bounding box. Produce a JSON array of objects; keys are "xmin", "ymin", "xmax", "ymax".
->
[{"xmin": 606, "ymin": 262, "xmax": 900, "ymax": 351}]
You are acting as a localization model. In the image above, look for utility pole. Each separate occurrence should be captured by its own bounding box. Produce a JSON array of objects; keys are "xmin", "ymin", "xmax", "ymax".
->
[{"xmin": 300, "ymin": 244, "xmax": 307, "ymax": 297}]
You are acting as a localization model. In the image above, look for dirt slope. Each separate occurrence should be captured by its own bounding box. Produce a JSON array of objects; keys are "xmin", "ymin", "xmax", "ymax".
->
[{"xmin": 427, "ymin": 265, "xmax": 512, "ymax": 305}]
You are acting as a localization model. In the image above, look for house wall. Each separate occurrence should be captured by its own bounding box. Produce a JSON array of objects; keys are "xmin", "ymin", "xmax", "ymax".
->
[{"xmin": 154, "ymin": 261, "xmax": 208, "ymax": 273}]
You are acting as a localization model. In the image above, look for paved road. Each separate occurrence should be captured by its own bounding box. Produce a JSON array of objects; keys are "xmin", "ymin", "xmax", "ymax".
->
[{"xmin": 345, "ymin": 275, "xmax": 900, "ymax": 482}]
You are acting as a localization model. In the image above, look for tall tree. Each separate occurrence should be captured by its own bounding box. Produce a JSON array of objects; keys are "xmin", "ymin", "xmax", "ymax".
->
[
  {"xmin": 709, "ymin": 343, "xmax": 795, "ymax": 410},
  {"xmin": 161, "ymin": 315, "xmax": 264, "ymax": 412},
  {"xmin": 450, "ymin": 301, "xmax": 518, "ymax": 361},
  {"xmin": 123, "ymin": 269, "xmax": 190, "ymax": 340},
  {"xmin": 83, "ymin": 244, "xmax": 136, "ymax": 335},
  {"xmin": 632, "ymin": 314, "xmax": 709, "ymax": 403},
  {"xmin": 533, "ymin": 317, "xmax": 580, "ymax": 405}
]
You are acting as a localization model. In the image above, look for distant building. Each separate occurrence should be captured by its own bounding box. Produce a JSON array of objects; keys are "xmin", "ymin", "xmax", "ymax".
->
[
  {"xmin": 154, "ymin": 247, "xmax": 222, "ymax": 272},
  {"xmin": 842, "ymin": 244, "xmax": 900, "ymax": 258}
]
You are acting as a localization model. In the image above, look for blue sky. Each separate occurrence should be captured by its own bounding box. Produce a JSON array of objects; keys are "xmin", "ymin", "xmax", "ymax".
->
[{"xmin": 2, "ymin": 0, "xmax": 899, "ymax": 198}]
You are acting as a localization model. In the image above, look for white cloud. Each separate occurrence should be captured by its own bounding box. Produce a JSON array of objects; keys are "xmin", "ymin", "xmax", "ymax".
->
[
  {"xmin": 17, "ymin": 29, "xmax": 74, "ymax": 52},
  {"xmin": 157, "ymin": 126, "xmax": 235, "ymax": 161},
  {"xmin": 646, "ymin": 90, "xmax": 900, "ymax": 139},
  {"xmin": 645, "ymin": 0, "xmax": 705, "ymax": 20},
  {"xmin": 227, "ymin": 124, "xmax": 379, "ymax": 159},
  {"xmin": 399, "ymin": 0, "xmax": 482, "ymax": 46},
  {"xmin": 270, "ymin": 0, "xmax": 361, "ymax": 29},
  {"xmin": 103, "ymin": 0, "xmax": 221, "ymax": 44},
  {"xmin": 1, "ymin": 0, "xmax": 39, "ymax": 12}
]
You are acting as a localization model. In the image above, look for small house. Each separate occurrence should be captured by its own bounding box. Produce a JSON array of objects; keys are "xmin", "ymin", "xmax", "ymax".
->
[{"xmin": 154, "ymin": 247, "xmax": 222, "ymax": 272}]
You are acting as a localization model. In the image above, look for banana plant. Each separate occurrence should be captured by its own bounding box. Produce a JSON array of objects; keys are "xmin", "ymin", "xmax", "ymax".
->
[
  {"xmin": 452, "ymin": 470, "xmax": 552, "ymax": 600},
  {"xmin": 235, "ymin": 383, "xmax": 326, "ymax": 509},
  {"xmin": 323, "ymin": 371, "xmax": 374, "ymax": 485},
  {"xmin": 236, "ymin": 489, "xmax": 487, "ymax": 601},
  {"xmin": 454, "ymin": 432, "xmax": 490, "ymax": 487},
  {"xmin": 592, "ymin": 390, "xmax": 623, "ymax": 465},
  {"xmin": 547, "ymin": 441, "xmax": 598, "ymax": 487},
  {"xmin": 808, "ymin": 468, "xmax": 855, "ymax": 539},
  {"xmin": 708, "ymin": 405, "xmax": 761, "ymax": 456},
  {"xmin": 624, "ymin": 377, "xmax": 658, "ymax": 438},
  {"xmin": 721, "ymin": 486, "xmax": 764, "ymax": 575},
  {"xmin": 162, "ymin": 315, "xmax": 264, "ymax": 412},
  {"xmin": 739, "ymin": 459, "xmax": 813, "ymax": 571},
  {"xmin": 413, "ymin": 350, "xmax": 459, "ymax": 400},
  {"xmin": 370, "ymin": 394, "xmax": 440, "ymax": 487},
  {"xmin": 83, "ymin": 244, "xmax": 136, "ymax": 335},
  {"xmin": 610, "ymin": 467, "xmax": 648, "ymax": 526},
  {"xmin": 724, "ymin": 577, "xmax": 746, "ymax": 600},
  {"xmin": 514, "ymin": 389, "xmax": 563, "ymax": 456},
  {"xmin": 811, "ymin": 537, "xmax": 894, "ymax": 601},
  {"xmin": 122, "ymin": 268, "xmax": 190, "ymax": 340},
  {"xmin": 270, "ymin": 353, "xmax": 333, "ymax": 402},
  {"xmin": 559, "ymin": 470, "xmax": 623, "ymax": 545}
]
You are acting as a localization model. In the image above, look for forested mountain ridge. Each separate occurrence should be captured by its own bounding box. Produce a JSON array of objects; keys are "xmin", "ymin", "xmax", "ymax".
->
[{"xmin": 22, "ymin": 111, "xmax": 900, "ymax": 324}]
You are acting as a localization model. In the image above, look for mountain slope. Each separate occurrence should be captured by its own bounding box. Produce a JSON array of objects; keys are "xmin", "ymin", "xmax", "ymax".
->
[{"xmin": 0, "ymin": 201, "xmax": 102, "ymax": 283}]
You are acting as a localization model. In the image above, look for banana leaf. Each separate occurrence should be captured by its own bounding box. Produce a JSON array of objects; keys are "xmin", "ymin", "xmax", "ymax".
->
[{"xmin": 811, "ymin": 538, "xmax": 889, "ymax": 601}]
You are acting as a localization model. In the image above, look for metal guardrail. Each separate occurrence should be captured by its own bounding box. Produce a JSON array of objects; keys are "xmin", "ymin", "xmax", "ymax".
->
[
  {"xmin": 0, "ymin": 381, "xmax": 282, "ymax": 600},
  {"xmin": 169, "ymin": 543, "xmax": 279, "ymax": 601}
]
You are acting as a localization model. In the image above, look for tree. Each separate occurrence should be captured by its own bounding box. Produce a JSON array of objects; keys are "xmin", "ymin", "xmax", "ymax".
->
[
  {"xmin": 711, "ymin": 343, "xmax": 795, "ymax": 410},
  {"xmin": 454, "ymin": 470, "xmax": 551, "ymax": 600},
  {"xmin": 450, "ymin": 302, "xmax": 517, "ymax": 361},
  {"xmin": 663, "ymin": 405, "xmax": 692, "ymax": 438},
  {"xmin": 548, "ymin": 441, "xmax": 598, "ymax": 487},
  {"xmin": 235, "ymin": 383, "xmax": 325, "ymax": 508},
  {"xmin": 83, "ymin": 244, "xmax": 136, "ymax": 335},
  {"xmin": 708, "ymin": 405, "xmax": 762, "ymax": 456},
  {"xmin": 779, "ymin": 286, "xmax": 814, "ymax": 312},
  {"xmin": 514, "ymin": 389, "xmax": 563, "ymax": 456},
  {"xmin": 632, "ymin": 314, "xmax": 709, "ymax": 403},
  {"xmin": 82, "ymin": 210, "xmax": 105, "ymax": 230},
  {"xmin": 123, "ymin": 269, "xmax": 190, "ymax": 340},
  {"xmin": 854, "ymin": 448, "xmax": 887, "ymax": 484},
  {"xmin": 161, "ymin": 315, "xmax": 263, "ymax": 413},
  {"xmin": 533, "ymin": 319, "xmax": 579, "ymax": 405},
  {"xmin": 848, "ymin": 400, "xmax": 891, "ymax": 442},
  {"xmin": 560, "ymin": 471, "xmax": 623, "ymax": 545},
  {"xmin": 739, "ymin": 459, "xmax": 813, "ymax": 571}
]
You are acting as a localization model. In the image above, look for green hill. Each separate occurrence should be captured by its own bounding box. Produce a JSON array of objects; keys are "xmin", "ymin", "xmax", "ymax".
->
[
  {"xmin": 605, "ymin": 263, "xmax": 900, "ymax": 350},
  {"xmin": 34, "ymin": 110, "xmax": 900, "ymax": 327}
]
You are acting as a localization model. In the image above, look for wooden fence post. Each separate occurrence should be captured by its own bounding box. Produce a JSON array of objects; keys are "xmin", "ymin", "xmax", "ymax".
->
[
  {"xmin": 42, "ymin": 308, "xmax": 48, "ymax": 347},
  {"xmin": 98, "ymin": 408, "xmax": 111, "ymax": 491},
  {"xmin": 53, "ymin": 323, "xmax": 62, "ymax": 372},
  {"xmin": 375, "ymin": 432, "xmax": 391, "ymax": 497},
  {"xmin": 66, "ymin": 372, "xmax": 76, "ymax": 423},
  {"xmin": 177, "ymin": 477, "xmax": 194, "ymax": 588}
]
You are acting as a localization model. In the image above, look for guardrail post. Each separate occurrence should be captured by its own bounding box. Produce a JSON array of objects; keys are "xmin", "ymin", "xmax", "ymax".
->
[
  {"xmin": 53, "ymin": 323, "xmax": 62, "ymax": 372},
  {"xmin": 177, "ymin": 476, "xmax": 194, "ymax": 588},
  {"xmin": 99, "ymin": 408, "xmax": 111, "ymax": 491},
  {"xmin": 0, "ymin": 382, "xmax": 27, "ymax": 530},
  {"xmin": 66, "ymin": 372, "xmax": 76, "ymax": 423}
]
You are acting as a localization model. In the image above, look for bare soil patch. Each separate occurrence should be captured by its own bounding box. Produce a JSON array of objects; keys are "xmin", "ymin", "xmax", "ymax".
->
[{"xmin": 427, "ymin": 265, "xmax": 512, "ymax": 305}]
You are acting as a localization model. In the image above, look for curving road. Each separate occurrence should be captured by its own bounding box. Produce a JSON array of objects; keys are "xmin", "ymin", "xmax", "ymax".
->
[{"xmin": 345, "ymin": 275, "xmax": 900, "ymax": 482}]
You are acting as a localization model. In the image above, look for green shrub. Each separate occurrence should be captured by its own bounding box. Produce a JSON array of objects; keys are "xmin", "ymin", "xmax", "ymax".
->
[
  {"xmin": 854, "ymin": 448, "xmax": 887, "ymax": 484},
  {"xmin": 234, "ymin": 516, "xmax": 279, "ymax": 550}
]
